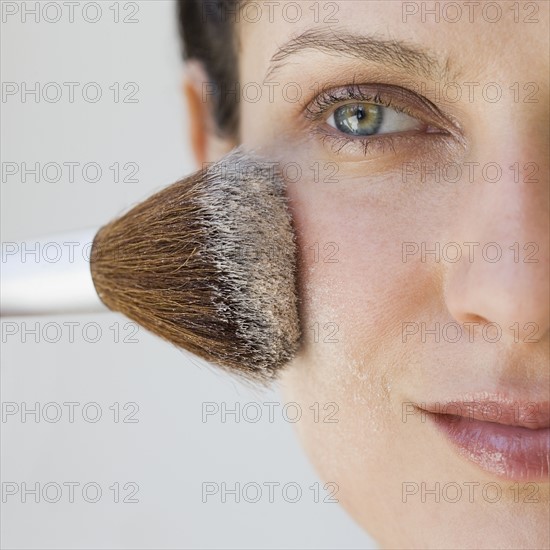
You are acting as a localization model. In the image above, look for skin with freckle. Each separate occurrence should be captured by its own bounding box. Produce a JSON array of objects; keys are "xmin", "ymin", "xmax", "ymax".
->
[{"xmin": 184, "ymin": 1, "xmax": 549, "ymax": 548}]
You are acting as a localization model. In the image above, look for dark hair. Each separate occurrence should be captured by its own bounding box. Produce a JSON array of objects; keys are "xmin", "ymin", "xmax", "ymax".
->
[{"xmin": 177, "ymin": 0, "xmax": 240, "ymax": 138}]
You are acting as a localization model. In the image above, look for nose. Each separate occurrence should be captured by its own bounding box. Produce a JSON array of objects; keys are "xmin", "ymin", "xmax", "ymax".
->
[{"xmin": 444, "ymin": 105, "xmax": 549, "ymax": 344}]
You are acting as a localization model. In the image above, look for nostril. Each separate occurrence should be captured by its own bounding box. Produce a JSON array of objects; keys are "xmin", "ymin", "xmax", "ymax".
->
[{"xmin": 462, "ymin": 313, "xmax": 488, "ymax": 325}]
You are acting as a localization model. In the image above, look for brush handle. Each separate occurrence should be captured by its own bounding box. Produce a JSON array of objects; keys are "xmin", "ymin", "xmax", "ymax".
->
[{"xmin": 1, "ymin": 228, "xmax": 108, "ymax": 316}]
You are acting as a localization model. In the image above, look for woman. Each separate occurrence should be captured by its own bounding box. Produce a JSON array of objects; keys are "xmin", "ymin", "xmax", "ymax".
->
[{"xmin": 178, "ymin": 1, "xmax": 549, "ymax": 548}]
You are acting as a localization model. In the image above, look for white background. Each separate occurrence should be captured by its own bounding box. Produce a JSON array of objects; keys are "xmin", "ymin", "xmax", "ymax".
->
[{"xmin": 0, "ymin": 0, "xmax": 376, "ymax": 548}]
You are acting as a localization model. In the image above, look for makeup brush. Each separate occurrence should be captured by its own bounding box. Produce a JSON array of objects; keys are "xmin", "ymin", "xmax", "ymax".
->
[{"xmin": 2, "ymin": 149, "xmax": 301, "ymax": 381}]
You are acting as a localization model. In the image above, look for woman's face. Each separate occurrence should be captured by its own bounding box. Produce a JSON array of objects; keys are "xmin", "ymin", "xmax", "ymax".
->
[{"xmin": 196, "ymin": 1, "xmax": 549, "ymax": 547}]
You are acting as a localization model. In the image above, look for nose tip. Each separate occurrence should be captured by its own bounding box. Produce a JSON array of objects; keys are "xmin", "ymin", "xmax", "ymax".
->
[{"xmin": 445, "ymin": 246, "xmax": 550, "ymax": 344}]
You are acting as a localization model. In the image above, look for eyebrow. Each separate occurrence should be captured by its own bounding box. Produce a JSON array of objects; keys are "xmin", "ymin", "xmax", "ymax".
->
[{"xmin": 264, "ymin": 28, "xmax": 451, "ymax": 82}]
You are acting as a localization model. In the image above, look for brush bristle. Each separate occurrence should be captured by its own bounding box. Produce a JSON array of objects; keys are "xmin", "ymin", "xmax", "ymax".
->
[{"xmin": 90, "ymin": 149, "xmax": 300, "ymax": 382}]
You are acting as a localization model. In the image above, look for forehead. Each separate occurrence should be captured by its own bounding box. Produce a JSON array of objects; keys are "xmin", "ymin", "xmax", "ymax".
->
[{"xmin": 237, "ymin": 0, "xmax": 548, "ymax": 81}]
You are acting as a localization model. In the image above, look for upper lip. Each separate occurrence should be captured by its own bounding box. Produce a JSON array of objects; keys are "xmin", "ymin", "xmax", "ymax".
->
[{"xmin": 417, "ymin": 393, "xmax": 550, "ymax": 429}]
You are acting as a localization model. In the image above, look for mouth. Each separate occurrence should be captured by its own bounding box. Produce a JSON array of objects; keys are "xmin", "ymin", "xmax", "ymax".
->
[{"xmin": 418, "ymin": 397, "xmax": 550, "ymax": 481}]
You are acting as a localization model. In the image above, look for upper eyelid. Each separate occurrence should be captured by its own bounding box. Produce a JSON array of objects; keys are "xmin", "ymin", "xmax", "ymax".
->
[
  {"xmin": 310, "ymin": 93, "xmax": 411, "ymax": 121},
  {"xmin": 303, "ymin": 83, "xmax": 455, "ymax": 131}
]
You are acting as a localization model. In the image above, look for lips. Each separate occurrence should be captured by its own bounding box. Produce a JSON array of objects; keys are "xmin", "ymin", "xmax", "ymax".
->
[{"xmin": 418, "ymin": 398, "xmax": 550, "ymax": 481}]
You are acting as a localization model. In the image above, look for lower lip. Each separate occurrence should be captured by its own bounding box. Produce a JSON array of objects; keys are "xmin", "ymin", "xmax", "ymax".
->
[{"xmin": 428, "ymin": 413, "xmax": 550, "ymax": 481}]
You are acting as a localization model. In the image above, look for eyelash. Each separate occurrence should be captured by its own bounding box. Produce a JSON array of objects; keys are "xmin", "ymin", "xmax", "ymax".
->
[{"xmin": 303, "ymin": 83, "xmax": 453, "ymax": 156}]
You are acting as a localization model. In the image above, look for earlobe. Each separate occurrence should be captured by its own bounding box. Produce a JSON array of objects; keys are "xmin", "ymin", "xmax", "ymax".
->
[{"xmin": 183, "ymin": 60, "xmax": 236, "ymax": 168}]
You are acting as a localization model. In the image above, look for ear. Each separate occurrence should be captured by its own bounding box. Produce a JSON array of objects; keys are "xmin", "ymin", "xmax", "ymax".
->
[{"xmin": 183, "ymin": 60, "xmax": 237, "ymax": 168}]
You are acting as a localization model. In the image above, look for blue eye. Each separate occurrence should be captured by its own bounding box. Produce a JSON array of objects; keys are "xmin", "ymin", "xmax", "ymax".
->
[{"xmin": 327, "ymin": 102, "xmax": 426, "ymax": 136}]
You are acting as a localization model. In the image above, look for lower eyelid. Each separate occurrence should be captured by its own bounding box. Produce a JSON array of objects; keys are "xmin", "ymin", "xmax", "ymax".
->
[{"xmin": 310, "ymin": 124, "xmax": 454, "ymax": 159}]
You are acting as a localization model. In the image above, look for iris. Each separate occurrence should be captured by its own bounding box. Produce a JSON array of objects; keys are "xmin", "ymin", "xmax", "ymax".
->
[{"xmin": 333, "ymin": 103, "xmax": 383, "ymax": 136}]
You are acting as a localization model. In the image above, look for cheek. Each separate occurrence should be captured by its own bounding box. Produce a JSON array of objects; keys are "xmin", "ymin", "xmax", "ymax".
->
[
  {"xmin": 277, "ymin": 185, "xmax": 391, "ymax": 428},
  {"xmin": 287, "ymin": 174, "xmax": 436, "ymax": 374},
  {"xmin": 241, "ymin": 112, "xmax": 448, "ymax": 520},
  {"xmin": 278, "ymin": 171, "xmax": 444, "ymax": 525}
]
